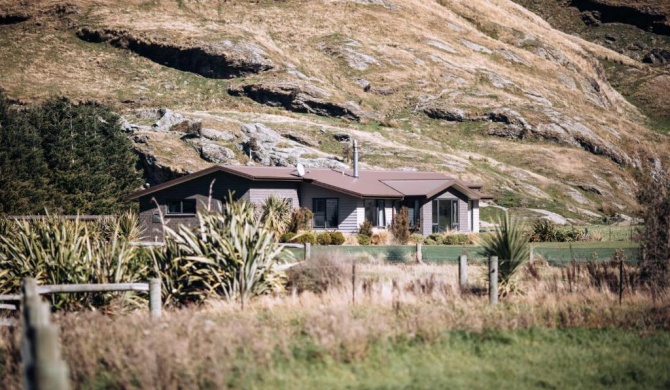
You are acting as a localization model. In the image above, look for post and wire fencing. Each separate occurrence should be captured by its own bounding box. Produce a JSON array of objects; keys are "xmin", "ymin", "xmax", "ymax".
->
[{"xmin": 0, "ymin": 278, "xmax": 163, "ymax": 389}]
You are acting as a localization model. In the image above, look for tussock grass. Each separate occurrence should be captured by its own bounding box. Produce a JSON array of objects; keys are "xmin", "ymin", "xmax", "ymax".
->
[{"xmin": 1, "ymin": 261, "xmax": 668, "ymax": 389}]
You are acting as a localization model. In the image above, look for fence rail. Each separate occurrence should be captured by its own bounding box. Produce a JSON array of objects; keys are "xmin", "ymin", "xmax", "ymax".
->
[
  {"xmin": 1, "ymin": 280, "xmax": 162, "ymax": 318},
  {"xmin": 288, "ymin": 242, "xmax": 642, "ymax": 265}
]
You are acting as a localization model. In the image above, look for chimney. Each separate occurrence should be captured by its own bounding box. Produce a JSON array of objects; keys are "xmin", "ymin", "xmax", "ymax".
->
[{"xmin": 353, "ymin": 139, "xmax": 359, "ymax": 178}]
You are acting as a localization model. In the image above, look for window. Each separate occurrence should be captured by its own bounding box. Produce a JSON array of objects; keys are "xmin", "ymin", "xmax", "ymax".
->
[
  {"xmin": 313, "ymin": 198, "xmax": 338, "ymax": 228},
  {"xmin": 431, "ymin": 199, "xmax": 458, "ymax": 233},
  {"xmin": 399, "ymin": 199, "xmax": 419, "ymax": 228},
  {"xmin": 167, "ymin": 199, "xmax": 197, "ymax": 215},
  {"xmin": 365, "ymin": 199, "xmax": 386, "ymax": 227}
]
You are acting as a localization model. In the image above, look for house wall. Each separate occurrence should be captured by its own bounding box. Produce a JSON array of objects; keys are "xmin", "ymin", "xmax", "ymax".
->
[
  {"xmin": 419, "ymin": 188, "xmax": 476, "ymax": 235},
  {"xmin": 248, "ymin": 184, "xmax": 300, "ymax": 209},
  {"xmin": 138, "ymin": 171, "xmax": 295, "ymax": 241},
  {"xmin": 300, "ymin": 183, "xmax": 361, "ymax": 233}
]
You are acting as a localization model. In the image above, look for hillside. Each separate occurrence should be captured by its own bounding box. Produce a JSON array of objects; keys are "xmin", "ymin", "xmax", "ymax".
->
[{"xmin": 1, "ymin": 0, "xmax": 668, "ymax": 221}]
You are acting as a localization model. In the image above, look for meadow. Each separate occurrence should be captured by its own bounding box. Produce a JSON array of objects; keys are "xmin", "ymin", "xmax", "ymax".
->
[{"xmin": 1, "ymin": 259, "xmax": 668, "ymax": 389}]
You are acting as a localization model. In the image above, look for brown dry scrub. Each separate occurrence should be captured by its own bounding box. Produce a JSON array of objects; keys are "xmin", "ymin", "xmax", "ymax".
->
[{"xmin": 1, "ymin": 263, "xmax": 668, "ymax": 389}]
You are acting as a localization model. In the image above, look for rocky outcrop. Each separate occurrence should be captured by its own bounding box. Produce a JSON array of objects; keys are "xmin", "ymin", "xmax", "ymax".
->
[
  {"xmin": 76, "ymin": 28, "xmax": 274, "ymax": 79},
  {"xmin": 152, "ymin": 108, "xmax": 201, "ymax": 134},
  {"xmin": 0, "ymin": 12, "xmax": 30, "ymax": 25},
  {"xmin": 238, "ymin": 123, "xmax": 348, "ymax": 169},
  {"xmin": 569, "ymin": 0, "xmax": 670, "ymax": 36},
  {"xmin": 228, "ymin": 81, "xmax": 363, "ymax": 121},
  {"xmin": 420, "ymin": 101, "xmax": 629, "ymax": 165},
  {"xmin": 643, "ymin": 48, "xmax": 670, "ymax": 65}
]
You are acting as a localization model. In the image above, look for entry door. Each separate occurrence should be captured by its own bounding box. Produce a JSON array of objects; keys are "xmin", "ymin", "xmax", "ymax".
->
[{"xmin": 432, "ymin": 199, "xmax": 459, "ymax": 233}]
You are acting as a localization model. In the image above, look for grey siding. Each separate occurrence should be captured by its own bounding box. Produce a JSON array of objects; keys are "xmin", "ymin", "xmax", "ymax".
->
[
  {"xmin": 300, "ymin": 183, "xmax": 361, "ymax": 233},
  {"xmin": 248, "ymin": 183, "xmax": 300, "ymax": 209},
  {"xmin": 138, "ymin": 171, "xmax": 255, "ymax": 241},
  {"xmin": 420, "ymin": 199, "xmax": 432, "ymax": 236}
]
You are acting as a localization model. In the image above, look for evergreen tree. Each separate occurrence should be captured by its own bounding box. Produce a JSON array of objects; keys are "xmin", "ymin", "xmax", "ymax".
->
[{"xmin": 0, "ymin": 91, "xmax": 143, "ymax": 215}]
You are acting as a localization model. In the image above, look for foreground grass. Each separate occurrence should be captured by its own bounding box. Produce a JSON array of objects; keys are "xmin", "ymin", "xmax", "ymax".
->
[
  {"xmin": 251, "ymin": 328, "xmax": 670, "ymax": 390},
  {"xmin": 1, "ymin": 263, "xmax": 669, "ymax": 389}
]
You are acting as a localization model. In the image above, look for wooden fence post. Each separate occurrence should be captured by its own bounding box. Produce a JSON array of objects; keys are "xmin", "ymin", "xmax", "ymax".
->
[
  {"xmin": 304, "ymin": 242, "xmax": 311, "ymax": 260},
  {"xmin": 459, "ymin": 255, "xmax": 468, "ymax": 289},
  {"xmin": 21, "ymin": 278, "xmax": 70, "ymax": 390},
  {"xmin": 149, "ymin": 278, "xmax": 162, "ymax": 320},
  {"xmin": 489, "ymin": 256, "xmax": 498, "ymax": 305},
  {"xmin": 351, "ymin": 263, "xmax": 356, "ymax": 305},
  {"xmin": 416, "ymin": 243, "xmax": 423, "ymax": 264}
]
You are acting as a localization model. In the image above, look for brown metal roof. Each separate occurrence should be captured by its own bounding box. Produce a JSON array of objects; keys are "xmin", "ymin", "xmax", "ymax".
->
[{"xmin": 128, "ymin": 165, "xmax": 490, "ymax": 200}]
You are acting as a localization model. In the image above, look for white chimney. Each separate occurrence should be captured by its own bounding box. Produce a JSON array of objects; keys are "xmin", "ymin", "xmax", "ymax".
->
[{"xmin": 353, "ymin": 139, "xmax": 359, "ymax": 178}]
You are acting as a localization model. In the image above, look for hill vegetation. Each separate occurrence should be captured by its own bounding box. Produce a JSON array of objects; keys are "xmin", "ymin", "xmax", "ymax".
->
[
  {"xmin": 0, "ymin": 90, "xmax": 142, "ymax": 215},
  {"xmin": 0, "ymin": 0, "xmax": 668, "ymax": 220}
]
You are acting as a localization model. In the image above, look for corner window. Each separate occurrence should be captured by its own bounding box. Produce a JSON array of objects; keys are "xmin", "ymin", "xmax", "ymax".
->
[
  {"xmin": 167, "ymin": 199, "xmax": 197, "ymax": 215},
  {"xmin": 365, "ymin": 199, "xmax": 386, "ymax": 227},
  {"xmin": 431, "ymin": 199, "xmax": 458, "ymax": 233},
  {"xmin": 313, "ymin": 198, "xmax": 338, "ymax": 228}
]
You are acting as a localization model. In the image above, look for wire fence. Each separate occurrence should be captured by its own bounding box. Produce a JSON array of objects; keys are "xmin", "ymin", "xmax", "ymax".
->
[{"xmin": 285, "ymin": 242, "xmax": 646, "ymax": 265}]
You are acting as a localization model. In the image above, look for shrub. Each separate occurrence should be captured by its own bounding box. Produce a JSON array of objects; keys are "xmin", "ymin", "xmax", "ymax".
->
[
  {"xmin": 357, "ymin": 234, "xmax": 371, "ymax": 245},
  {"xmin": 290, "ymin": 207, "xmax": 313, "ymax": 232},
  {"xmin": 330, "ymin": 232, "xmax": 346, "ymax": 245},
  {"xmin": 359, "ymin": 220, "xmax": 373, "ymax": 237},
  {"xmin": 279, "ymin": 232, "xmax": 297, "ymax": 243},
  {"xmin": 410, "ymin": 233, "xmax": 425, "ymax": 244},
  {"xmin": 391, "ymin": 206, "xmax": 411, "ymax": 244},
  {"xmin": 285, "ymin": 252, "xmax": 350, "ymax": 294},
  {"xmin": 427, "ymin": 233, "xmax": 446, "ymax": 245},
  {"xmin": 294, "ymin": 232, "xmax": 316, "ymax": 245},
  {"xmin": 529, "ymin": 219, "xmax": 586, "ymax": 242},
  {"xmin": 444, "ymin": 234, "xmax": 470, "ymax": 245},
  {"xmin": 478, "ymin": 212, "xmax": 530, "ymax": 296},
  {"xmin": 635, "ymin": 162, "xmax": 670, "ymax": 289},
  {"xmin": 371, "ymin": 231, "xmax": 389, "ymax": 245},
  {"xmin": 316, "ymin": 232, "xmax": 332, "ymax": 246}
]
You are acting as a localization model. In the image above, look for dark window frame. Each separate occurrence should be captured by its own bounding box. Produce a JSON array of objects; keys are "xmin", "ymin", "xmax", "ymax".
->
[
  {"xmin": 365, "ymin": 199, "xmax": 386, "ymax": 227},
  {"xmin": 312, "ymin": 198, "xmax": 339, "ymax": 229},
  {"xmin": 166, "ymin": 199, "xmax": 197, "ymax": 215}
]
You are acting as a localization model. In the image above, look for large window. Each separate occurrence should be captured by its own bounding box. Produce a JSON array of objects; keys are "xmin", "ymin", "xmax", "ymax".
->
[
  {"xmin": 431, "ymin": 199, "xmax": 458, "ymax": 233},
  {"xmin": 167, "ymin": 199, "xmax": 197, "ymax": 215},
  {"xmin": 313, "ymin": 198, "xmax": 338, "ymax": 228},
  {"xmin": 365, "ymin": 199, "xmax": 386, "ymax": 227}
]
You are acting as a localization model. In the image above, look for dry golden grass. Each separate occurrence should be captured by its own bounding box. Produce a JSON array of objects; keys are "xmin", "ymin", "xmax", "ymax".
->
[
  {"xmin": 0, "ymin": 261, "xmax": 668, "ymax": 389},
  {"xmin": 0, "ymin": 0, "xmax": 667, "ymax": 218}
]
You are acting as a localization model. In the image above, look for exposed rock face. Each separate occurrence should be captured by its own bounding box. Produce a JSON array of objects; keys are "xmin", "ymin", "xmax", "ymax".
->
[
  {"xmin": 568, "ymin": 0, "xmax": 670, "ymax": 36},
  {"xmin": 76, "ymin": 28, "xmax": 274, "ymax": 79},
  {"xmin": 199, "ymin": 143, "xmax": 236, "ymax": 164},
  {"xmin": 238, "ymin": 123, "xmax": 347, "ymax": 169},
  {"xmin": 228, "ymin": 81, "xmax": 363, "ymax": 121},
  {"xmin": 643, "ymin": 48, "xmax": 670, "ymax": 65},
  {"xmin": 153, "ymin": 108, "xmax": 201, "ymax": 134},
  {"xmin": 0, "ymin": 12, "xmax": 30, "ymax": 25}
]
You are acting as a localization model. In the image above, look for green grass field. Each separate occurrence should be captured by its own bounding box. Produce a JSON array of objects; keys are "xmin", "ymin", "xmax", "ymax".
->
[{"xmin": 202, "ymin": 328, "xmax": 670, "ymax": 390}]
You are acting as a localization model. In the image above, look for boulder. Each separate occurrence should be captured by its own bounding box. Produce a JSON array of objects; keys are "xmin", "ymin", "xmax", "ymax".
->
[
  {"xmin": 200, "ymin": 143, "xmax": 236, "ymax": 164},
  {"xmin": 153, "ymin": 108, "xmax": 202, "ymax": 134},
  {"xmin": 199, "ymin": 128, "xmax": 236, "ymax": 142}
]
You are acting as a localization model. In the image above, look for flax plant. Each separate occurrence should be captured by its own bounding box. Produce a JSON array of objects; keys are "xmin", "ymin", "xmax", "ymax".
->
[
  {"xmin": 259, "ymin": 194, "xmax": 292, "ymax": 238},
  {"xmin": 153, "ymin": 198, "xmax": 293, "ymax": 307},
  {"xmin": 478, "ymin": 212, "xmax": 530, "ymax": 296},
  {"xmin": 0, "ymin": 214, "xmax": 149, "ymax": 309}
]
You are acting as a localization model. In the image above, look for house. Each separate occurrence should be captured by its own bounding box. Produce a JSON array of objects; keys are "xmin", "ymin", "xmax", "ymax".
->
[{"xmin": 128, "ymin": 144, "xmax": 492, "ymax": 241}]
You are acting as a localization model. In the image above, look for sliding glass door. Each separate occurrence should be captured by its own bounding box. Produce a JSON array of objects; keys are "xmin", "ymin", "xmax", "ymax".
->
[{"xmin": 431, "ymin": 199, "xmax": 458, "ymax": 233}]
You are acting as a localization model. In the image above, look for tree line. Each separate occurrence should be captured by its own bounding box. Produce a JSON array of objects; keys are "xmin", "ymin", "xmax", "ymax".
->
[{"xmin": 0, "ymin": 90, "xmax": 142, "ymax": 215}]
